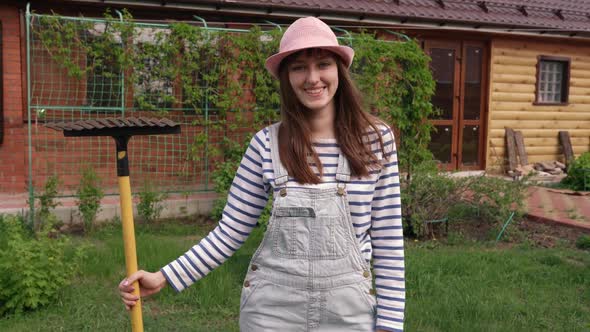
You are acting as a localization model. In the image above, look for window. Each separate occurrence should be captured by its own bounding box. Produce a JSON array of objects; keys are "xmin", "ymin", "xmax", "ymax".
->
[
  {"xmin": 86, "ymin": 58, "xmax": 123, "ymax": 109},
  {"xmin": 133, "ymin": 47, "xmax": 175, "ymax": 110},
  {"xmin": 535, "ymin": 56, "xmax": 570, "ymax": 105}
]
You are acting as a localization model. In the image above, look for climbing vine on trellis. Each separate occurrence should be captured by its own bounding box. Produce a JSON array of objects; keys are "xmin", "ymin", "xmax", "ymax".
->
[{"xmin": 35, "ymin": 10, "xmax": 435, "ymax": 185}]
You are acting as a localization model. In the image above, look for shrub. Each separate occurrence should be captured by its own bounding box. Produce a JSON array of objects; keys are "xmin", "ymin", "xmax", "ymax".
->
[
  {"xmin": 402, "ymin": 161, "xmax": 469, "ymax": 237},
  {"xmin": 562, "ymin": 152, "xmax": 590, "ymax": 191},
  {"xmin": 576, "ymin": 235, "xmax": 590, "ymax": 250},
  {"xmin": 402, "ymin": 161, "xmax": 530, "ymax": 239},
  {"xmin": 0, "ymin": 214, "xmax": 84, "ymax": 316},
  {"xmin": 76, "ymin": 167, "xmax": 104, "ymax": 233},
  {"xmin": 137, "ymin": 182, "xmax": 167, "ymax": 223},
  {"xmin": 35, "ymin": 175, "xmax": 62, "ymax": 232},
  {"xmin": 467, "ymin": 174, "xmax": 529, "ymax": 224}
]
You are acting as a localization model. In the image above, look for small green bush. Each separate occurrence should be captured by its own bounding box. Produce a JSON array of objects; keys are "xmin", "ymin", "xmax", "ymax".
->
[
  {"xmin": 576, "ymin": 235, "xmax": 590, "ymax": 250},
  {"xmin": 76, "ymin": 167, "xmax": 104, "ymax": 233},
  {"xmin": 402, "ymin": 161, "xmax": 469, "ymax": 237},
  {"xmin": 0, "ymin": 214, "xmax": 84, "ymax": 316},
  {"xmin": 137, "ymin": 182, "xmax": 167, "ymax": 223},
  {"xmin": 402, "ymin": 161, "xmax": 530, "ymax": 239},
  {"xmin": 35, "ymin": 175, "xmax": 62, "ymax": 232},
  {"xmin": 562, "ymin": 152, "xmax": 590, "ymax": 191},
  {"xmin": 468, "ymin": 174, "xmax": 529, "ymax": 225}
]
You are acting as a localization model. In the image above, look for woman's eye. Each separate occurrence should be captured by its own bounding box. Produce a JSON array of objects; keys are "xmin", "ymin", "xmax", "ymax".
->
[
  {"xmin": 290, "ymin": 65, "xmax": 304, "ymax": 72},
  {"xmin": 319, "ymin": 62, "xmax": 332, "ymax": 68}
]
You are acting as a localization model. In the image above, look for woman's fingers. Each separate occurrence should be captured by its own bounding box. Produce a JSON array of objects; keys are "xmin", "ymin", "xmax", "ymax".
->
[
  {"xmin": 125, "ymin": 270, "xmax": 145, "ymax": 285},
  {"xmin": 120, "ymin": 291, "xmax": 139, "ymax": 301},
  {"xmin": 123, "ymin": 299, "xmax": 137, "ymax": 307}
]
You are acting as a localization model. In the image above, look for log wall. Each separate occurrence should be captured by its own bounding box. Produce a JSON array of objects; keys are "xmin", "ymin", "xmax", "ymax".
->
[{"xmin": 487, "ymin": 39, "xmax": 590, "ymax": 170}]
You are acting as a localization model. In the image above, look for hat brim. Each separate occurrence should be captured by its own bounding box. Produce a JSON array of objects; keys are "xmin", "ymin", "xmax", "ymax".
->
[{"xmin": 265, "ymin": 45, "xmax": 354, "ymax": 79}]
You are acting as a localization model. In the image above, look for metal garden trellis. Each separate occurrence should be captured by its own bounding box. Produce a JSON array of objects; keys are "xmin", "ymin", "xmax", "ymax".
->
[
  {"xmin": 24, "ymin": 4, "xmax": 259, "ymax": 220},
  {"xmin": 24, "ymin": 5, "xmax": 383, "ymax": 221}
]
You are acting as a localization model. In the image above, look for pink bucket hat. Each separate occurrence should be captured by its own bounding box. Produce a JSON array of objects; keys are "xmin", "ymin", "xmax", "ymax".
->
[{"xmin": 265, "ymin": 17, "xmax": 355, "ymax": 79}]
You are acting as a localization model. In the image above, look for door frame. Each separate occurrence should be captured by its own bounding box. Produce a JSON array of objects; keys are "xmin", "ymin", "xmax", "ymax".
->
[{"xmin": 424, "ymin": 39, "xmax": 489, "ymax": 171}]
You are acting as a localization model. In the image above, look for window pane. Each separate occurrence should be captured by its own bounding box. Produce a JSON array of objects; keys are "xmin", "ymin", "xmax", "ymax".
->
[
  {"xmin": 462, "ymin": 125, "xmax": 480, "ymax": 166},
  {"xmin": 430, "ymin": 48, "xmax": 455, "ymax": 120},
  {"xmin": 464, "ymin": 46, "xmax": 482, "ymax": 120},
  {"xmin": 538, "ymin": 59, "xmax": 567, "ymax": 103},
  {"xmin": 429, "ymin": 125, "xmax": 453, "ymax": 164}
]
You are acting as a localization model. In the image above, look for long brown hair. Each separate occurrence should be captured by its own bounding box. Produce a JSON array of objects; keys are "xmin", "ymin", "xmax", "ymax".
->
[{"xmin": 277, "ymin": 49, "xmax": 386, "ymax": 184}]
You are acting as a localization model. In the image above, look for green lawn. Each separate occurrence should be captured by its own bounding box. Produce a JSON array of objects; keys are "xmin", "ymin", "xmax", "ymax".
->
[{"xmin": 1, "ymin": 220, "xmax": 589, "ymax": 332}]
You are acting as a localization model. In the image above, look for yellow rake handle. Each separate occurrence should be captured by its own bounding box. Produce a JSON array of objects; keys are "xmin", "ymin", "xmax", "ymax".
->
[{"xmin": 118, "ymin": 175, "xmax": 144, "ymax": 332}]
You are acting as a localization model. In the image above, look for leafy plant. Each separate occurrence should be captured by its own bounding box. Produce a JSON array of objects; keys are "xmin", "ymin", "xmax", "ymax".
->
[
  {"xmin": 137, "ymin": 181, "xmax": 167, "ymax": 223},
  {"xmin": 402, "ymin": 160, "xmax": 530, "ymax": 239},
  {"xmin": 0, "ymin": 214, "xmax": 84, "ymax": 316},
  {"xmin": 562, "ymin": 152, "xmax": 590, "ymax": 191},
  {"xmin": 35, "ymin": 11, "xmax": 436, "ymax": 229},
  {"xmin": 76, "ymin": 167, "xmax": 104, "ymax": 233},
  {"xmin": 576, "ymin": 235, "xmax": 590, "ymax": 250},
  {"xmin": 349, "ymin": 32, "xmax": 436, "ymax": 173},
  {"xmin": 467, "ymin": 174, "xmax": 529, "ymax": 225},
  {"xmin": 402, "ymin": 161, "xmax": 469, "ymax": 237},
  {"xmin": 34, "ymin": 175, "xmax": 62, "ymax": 232}
]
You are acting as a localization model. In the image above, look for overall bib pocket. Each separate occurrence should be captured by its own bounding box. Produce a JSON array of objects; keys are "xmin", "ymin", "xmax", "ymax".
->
[{"xmin": 271, "ymin": 207, "xmax": 348, "ymax": 259}]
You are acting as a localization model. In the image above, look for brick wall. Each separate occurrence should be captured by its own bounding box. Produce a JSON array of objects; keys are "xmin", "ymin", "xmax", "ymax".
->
[
  {"xmin": 0, "ymin": 5, "xmax": 26, "ymax": 193},
  {"xmin": 0, "ymin": 6, "xmax": 266, "ymax": 195}
]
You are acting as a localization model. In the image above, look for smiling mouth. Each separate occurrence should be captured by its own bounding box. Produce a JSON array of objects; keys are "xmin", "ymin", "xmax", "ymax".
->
[{"xmin": 305, "ymin": 87, "xmax": 326, "ymax": 97}]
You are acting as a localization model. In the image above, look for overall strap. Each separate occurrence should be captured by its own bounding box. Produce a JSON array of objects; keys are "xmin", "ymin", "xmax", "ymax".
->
[
  {"xmin": 335, "ymin": 149, "xmax": 351, "ymax": 184},
  {"xmin": 269, "ymin": 123, "xmax": 289, "ymax": 187}
]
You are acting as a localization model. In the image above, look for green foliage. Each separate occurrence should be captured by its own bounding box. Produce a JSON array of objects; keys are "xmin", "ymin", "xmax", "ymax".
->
[
  {"xmin": 402, "ymin": 161, "xmax": 530, "ymax": 238},
  {"xmin": 576, "ymin": 235, "xmax": 590, "ymax": 250},
  {"xmin": 136, "ymin": 181, "xmax": 167, "ymax": 223},
  {"xmin": 36, "ymin": 9, "xmax": 134, "ymax": 86},
  {"xmin": 349, "ymin": 32, "xmax": 436, "ymax": 172},
  {"xmin": 562, "ymin": 152, "xmax": 590, "ymax": 191},
  {"xmin": 37, "ymin": 175, "xmax": 60, "ymax": 219},
  {"xmin": 34, "ymin": 175, "xmax": 62, "ymax": 232},
  {"xmin": 402, "ymin": 161, "xmax": 468, "ymax": 237},
  {"xmin": 0, "ymin": 214, "xmax": 84, "ymax": 316},
  {"xmin": 36, "ymin": 11, "xmax": 435, "ymax": 229},
  {"xmin": 76, "ymin": 167, "xmax": 104, "ymax": 233}
]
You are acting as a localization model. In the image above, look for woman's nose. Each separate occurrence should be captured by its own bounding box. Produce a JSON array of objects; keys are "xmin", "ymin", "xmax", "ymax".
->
[{"xmin": 306, "ymin": 67, "xmax": 320, "ymax": 84}]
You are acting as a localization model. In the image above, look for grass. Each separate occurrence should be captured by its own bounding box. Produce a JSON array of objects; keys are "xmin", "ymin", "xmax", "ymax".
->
[{"xmin": 1, "ymin": 220, "xmax": 589, "ymax": 332}]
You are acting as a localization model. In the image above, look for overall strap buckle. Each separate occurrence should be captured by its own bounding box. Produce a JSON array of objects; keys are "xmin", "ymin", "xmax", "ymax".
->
[{"xmin": 337, "ymin": 183, "xmax": 346, "ymax": 196}]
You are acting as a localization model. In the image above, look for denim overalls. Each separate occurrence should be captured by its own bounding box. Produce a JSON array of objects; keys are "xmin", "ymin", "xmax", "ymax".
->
[{"xmin": 239, "ymin": 123, "xmax": 376, "ymax": 331}]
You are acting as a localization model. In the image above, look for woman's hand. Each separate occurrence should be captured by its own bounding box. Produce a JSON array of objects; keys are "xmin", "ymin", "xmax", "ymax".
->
[{"xmin": 118, "ymin": 270, "xmax": 167, "ymax": 310}]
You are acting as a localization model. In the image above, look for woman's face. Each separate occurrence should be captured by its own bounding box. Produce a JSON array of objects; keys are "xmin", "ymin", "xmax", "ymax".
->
[{"xmin": 287, "ymin": 50, "xmax": 339, "ymax": 114}]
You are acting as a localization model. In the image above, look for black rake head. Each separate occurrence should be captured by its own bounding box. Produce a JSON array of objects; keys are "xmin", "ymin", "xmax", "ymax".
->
[{"xmin": 44, "ymin": 117, "xmax": 181, "ymax": 137}]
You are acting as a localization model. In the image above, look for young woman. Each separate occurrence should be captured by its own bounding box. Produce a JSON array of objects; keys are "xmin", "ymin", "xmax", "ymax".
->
[{"xmin": 119, "ymin": 17, "xmax": 405, "ymax": 332}]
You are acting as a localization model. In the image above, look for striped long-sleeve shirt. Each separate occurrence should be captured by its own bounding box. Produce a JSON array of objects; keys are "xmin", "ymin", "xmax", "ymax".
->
[{"xmin": 162, "ymin": 124, "xmax": 405, "ymax": 332}]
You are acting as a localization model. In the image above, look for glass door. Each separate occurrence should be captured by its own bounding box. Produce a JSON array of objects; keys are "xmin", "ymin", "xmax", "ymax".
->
[
  {"xmin": 459, "ymin": 43, "xmax": 486, "ymax": 170},
  {"xmin": 425, "ymin": 40, "xmax": 487, "ymax": 170}
]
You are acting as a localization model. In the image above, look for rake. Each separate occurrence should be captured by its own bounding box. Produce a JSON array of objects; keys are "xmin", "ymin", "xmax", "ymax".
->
[{"xmin": 46, "ymin": 117, "xmax": 181, "ymax": 332}]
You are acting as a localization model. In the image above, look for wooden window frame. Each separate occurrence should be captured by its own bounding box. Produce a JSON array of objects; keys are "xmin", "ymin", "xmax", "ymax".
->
[{"xmin": 534, "ymin": 55, "xmax": 570, "ymax": 106}]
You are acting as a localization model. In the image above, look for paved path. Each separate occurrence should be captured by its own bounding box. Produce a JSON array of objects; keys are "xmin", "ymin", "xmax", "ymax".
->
[{"xmin": 526, "ymin": 186, "xmax": 590, "ymax": 231}]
